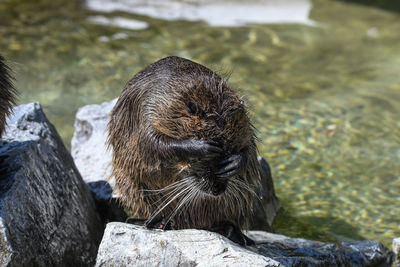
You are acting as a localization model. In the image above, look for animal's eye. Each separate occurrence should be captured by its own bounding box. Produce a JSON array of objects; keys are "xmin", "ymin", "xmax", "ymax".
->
[{"xmin": 186, "ymin": 101, "xmax": 198, "ymax": 116}]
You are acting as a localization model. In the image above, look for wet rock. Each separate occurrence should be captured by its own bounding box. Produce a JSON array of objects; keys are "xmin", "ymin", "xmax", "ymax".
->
[
  {"xmin": 251, "ymin": 157, "xmax": 281, "ymax": 230},
  {"xmin": 247, "ymin": 231, "xmax": 394, "ymax": 266},
  {"xmin": 95, "ymin": 222, "xmax": 282, "ymax": 267},
  {"xmin": 0, "ymin": 103, "xmax": 103, "ymax": 266},
  {"xmin": 96, "ymin": 223, "xmax": 393, "ymax": 267},
  {"xmin": 71, "ymin": 99, "xmax": 281, "ymax": 230},
  {"xmin": 87, "ymin": 180, "xmax": 128, "ymax": 226}
]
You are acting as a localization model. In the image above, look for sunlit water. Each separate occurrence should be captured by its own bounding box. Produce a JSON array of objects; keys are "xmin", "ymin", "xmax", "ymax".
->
[{"xmin": 0, "ymin": 0, "xmax": 399, "ymax": 246}]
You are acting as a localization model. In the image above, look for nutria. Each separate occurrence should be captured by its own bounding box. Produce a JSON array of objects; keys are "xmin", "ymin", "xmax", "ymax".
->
[
  {"xmin": 108, "ymin": 56, "xmax": 260, "ymax": 245},
  {"xmin": 0, "ymin": 55, "xmax": 17, "ymax": 138}
]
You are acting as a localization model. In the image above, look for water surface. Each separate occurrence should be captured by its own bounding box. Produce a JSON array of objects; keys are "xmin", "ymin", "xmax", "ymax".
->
[{"xmin": 0, "ymin": 0, "xmax": 399, "ymax": 246}]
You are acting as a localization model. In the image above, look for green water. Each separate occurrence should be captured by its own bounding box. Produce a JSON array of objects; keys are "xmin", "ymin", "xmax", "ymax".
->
[{"xmin": 1, "ymin": 0, "xmax": 399, "ymax": 246}]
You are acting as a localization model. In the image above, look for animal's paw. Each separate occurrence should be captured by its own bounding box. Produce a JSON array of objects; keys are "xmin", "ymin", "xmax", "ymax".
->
[
  {"xmin": 175, "ymin": 139, "xmax": 222, "ymax": 159},
  {"xmin": 210, "ymin": 221, "xmax": 255, "ymax": 246},
  {"xmin": 215, "ymin": 153, "xmax": 243, "ymax": 179}
]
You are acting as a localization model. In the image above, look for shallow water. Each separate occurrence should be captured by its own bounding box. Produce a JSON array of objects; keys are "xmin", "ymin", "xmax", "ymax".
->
[{"xmin": 0, "ymin": 0, "xmax": 399, "ymax": 246}]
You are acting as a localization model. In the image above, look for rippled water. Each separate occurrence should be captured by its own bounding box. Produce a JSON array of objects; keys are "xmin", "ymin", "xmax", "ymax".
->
[{"xmin": 0, "ymin": 0, "xmax": 399, "ymax": 246}]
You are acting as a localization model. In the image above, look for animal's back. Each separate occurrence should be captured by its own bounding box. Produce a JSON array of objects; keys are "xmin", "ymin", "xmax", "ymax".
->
[{"xmin": 0, "ymin": 55, "xmax": 17, "ymax": 137}]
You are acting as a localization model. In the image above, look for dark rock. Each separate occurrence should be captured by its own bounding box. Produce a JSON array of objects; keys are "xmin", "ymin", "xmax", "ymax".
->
[
  {"xmin": 87, "ymin": 181, "xmax": 128, "ymax": 226},
  {"xmin": 251, "ymin": 156, "xmax": 281, "ymax": 231},
  {"xmin": 247, "ymin": 231, "xmax": 394, "ymax": 267},
  {"xmin": 0, "ymin": 103, "xmax": 103, "ymax": 266}
]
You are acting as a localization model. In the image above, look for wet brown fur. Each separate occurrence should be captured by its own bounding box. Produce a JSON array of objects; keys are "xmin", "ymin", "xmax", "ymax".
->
[
  {"xmin": 108, "ymin": 56, "xmax": 260, "ymax": 230},
  {"xmin": 0, "ymin": 55, "xmax": 17, "ymax": 138}
]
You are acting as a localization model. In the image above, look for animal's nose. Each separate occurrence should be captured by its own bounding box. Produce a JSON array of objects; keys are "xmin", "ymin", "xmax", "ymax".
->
[{"xmin": 211, "ymin": 180, "xmax": 227, "ymax": 196}]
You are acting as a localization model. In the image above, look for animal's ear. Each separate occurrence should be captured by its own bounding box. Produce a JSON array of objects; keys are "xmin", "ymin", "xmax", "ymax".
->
[{"xmin": 109, "ymin": 91, "xmax": 139, "ymax": 143}]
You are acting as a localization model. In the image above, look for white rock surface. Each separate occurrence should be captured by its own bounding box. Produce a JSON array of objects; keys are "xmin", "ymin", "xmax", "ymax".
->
[
  {"xmin": 0, "ymin": 219, "xmax": 12, "ymax": 266},
  {"xmin": 247, "ymin": 230, "xmax": 323, "ymax": 248},
  {"xmin": 71, "ymin": 99, "xmax": 116, "ymax": 184},
  {"xmin": 393, "ymin": 237, "xmax": 400, "ymax": 263},
  {"xmin": 96, "ymin": 222, "xmax": 395, "ymax": 267},
  {"xmin": 95, "ymin": 222, "xmax": 282, "ymax": 267}
]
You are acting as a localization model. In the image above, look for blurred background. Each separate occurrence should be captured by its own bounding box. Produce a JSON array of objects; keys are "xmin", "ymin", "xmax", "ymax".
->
[{"xmin": 0, "ymin": 0, "xmax": 399, "ymax": 247}]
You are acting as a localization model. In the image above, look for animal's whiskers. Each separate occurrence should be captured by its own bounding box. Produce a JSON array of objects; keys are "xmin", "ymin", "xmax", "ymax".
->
[
  {"xmin": 147, "ymin": 175, "xmax": 256, "ymax": 228},
  {"xmin": 138, "ymin": 179, "xmax": 189, "ymax": 195},
  {"xmin": 146, "ymin": 177, "xmax": 194, "ymax": 225},
  {"xmin": 165, "ymin": 181, "xmax": 199, "ymax": 226}
]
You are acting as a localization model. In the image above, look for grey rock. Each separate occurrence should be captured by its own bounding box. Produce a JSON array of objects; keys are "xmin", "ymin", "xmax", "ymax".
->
[
  {"xmin": 71, "ymin": 99, "xmax": 281, "ymax": 230},
  {"xmin": 71, "ymin": 99, "xmax": 116, "ymax": 184},
  {"xmin": 393, "ymin": 237, "xmax": 400, "ymax": 266},
  {"xmin": 0, "ymin": 219, "xmax": 12, "ymax": 266},
  {"xmin": 87, "ymin": 181, "xmax": 128, "ymax": 225},
  {"xmin": 247, "ymin": 231, "xmax": 324, "ymax": 248},
  {"xmin": 96, "ymin": 223, "xmax": 393, "ymax": 267},
  {"xmin": 96, "ymin": 222, "xmax": 393, "ymax": 267},
  {"xmin": 247, "ymin": 231, "xmax": 394, "ymax": 266},
  {"xmin": 95, "ymin": 222, "xmax": 283, "ymax": 267},
  {"xmin": 0, "ymin": 102, "xmax": 103, "ymax": 266}
]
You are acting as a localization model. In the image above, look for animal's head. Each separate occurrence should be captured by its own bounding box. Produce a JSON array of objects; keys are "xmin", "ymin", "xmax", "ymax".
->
[{"xmin": 150, "ymin": 71, "xmax": 253, "ymax": 155}]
